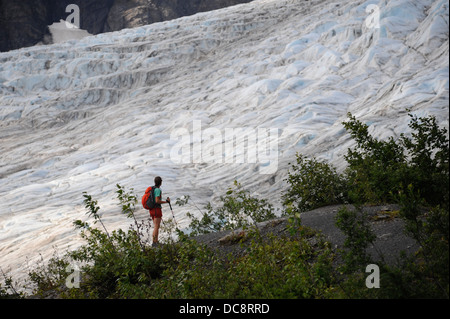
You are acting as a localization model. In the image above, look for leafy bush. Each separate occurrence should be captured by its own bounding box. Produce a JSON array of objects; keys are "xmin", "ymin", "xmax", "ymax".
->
[
  {"xmin": 217, "ymin": 235, "xmax": 337, "ymax": 299},
  {"xmin": 343, "ymin": 112, "xmax": 449, "ymax": 206},
  {"xmin": 25, "ymin": 183, "xmax": 340, "ymax": 299},
  {"xmin": 342, "ymin": 113, "xmax": 449, "ymax": 297},
  {"xmin": 282, "ymin": 154, "xmax": 348, "ymax": 214},
  {"xmin": 282, "ymin": 112, "xmax": 448, "ymax": 298},
  {"xmin": 0, "ymin": 269, "xmax": 23, "ymax": 299},
  {"xmin": 335, "ymin": 206, "xmax": 376, "ymax": 273},
  {"xmin": 283, "ymin": 112, "xmax": 448, "ymax": 209},
  {"xmin": 181, "ymin": 180, "xmax": 276, "ymax": 236},
  {"xmin": 149, "ymin": 232, "xmax": 337, "ymax": 299}
]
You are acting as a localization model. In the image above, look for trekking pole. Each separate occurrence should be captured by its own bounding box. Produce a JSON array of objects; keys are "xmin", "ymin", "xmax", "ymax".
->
[{"xmin": 167, "ymin": 199, "xmax": 179, "ymax": 228}]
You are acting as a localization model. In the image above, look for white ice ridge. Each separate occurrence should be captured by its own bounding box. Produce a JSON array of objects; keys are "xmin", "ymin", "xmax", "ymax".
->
[
  {"xmin": 48, "ymin": 20, "xmax": 93, "ymax": 44},
  {"xmin": 0, "ymin": 0, "xmax": 448, "ymax": 286}
]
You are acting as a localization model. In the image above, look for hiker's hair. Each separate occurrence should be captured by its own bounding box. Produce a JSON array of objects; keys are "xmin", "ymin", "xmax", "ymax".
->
[{"xmin": 154, "ymin": 176, "xmax": 162, "ymax": 187}]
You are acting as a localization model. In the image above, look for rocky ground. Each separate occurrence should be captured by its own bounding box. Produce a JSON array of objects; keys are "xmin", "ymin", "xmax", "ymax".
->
[{"xmin": 192, "ymin": 204, "xmax": 419, "ymax": 266}]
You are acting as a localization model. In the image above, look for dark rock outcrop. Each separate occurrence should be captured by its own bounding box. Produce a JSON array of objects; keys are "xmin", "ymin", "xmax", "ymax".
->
[
  {"xmin": 0, "ymin": 0, "xmax": 51, "ymax": 52},
  {"xmin": 194, "ymin": 204, "xmax": 419, "ymax": 266},
  {"xmin": 0, "ymin": 0, "xmax": 253, "ymax": 52}
]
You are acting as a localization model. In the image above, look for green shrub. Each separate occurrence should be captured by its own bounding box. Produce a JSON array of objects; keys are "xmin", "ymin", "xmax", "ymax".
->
[
  {"xmin": 335, "ymin": 206, "xmax": 376, "ymax": 273},
  {"xmin": 149, "ymin": 232, "xmax": 337, "ymax": 299},
  {"xmin": 281, "ymin": 112, "xmax": 449, "ymax": 298},
  {"xmin": 343, "ymin": 112, "xmax": 449, "ymax": 206},
  {"xmin": 181, "ymin": 180, "xmax": 276, "ymax": 236},
  {"xmin": 342, "ymin": 113, "xmax": 449, "ymax": 297},
  {"xmin": 25, "ymin": 183, "xmax": 341, "ymax": 299},
  {"xmin": 1, "ymin": 268, "xmax": 24, "ymax": 299},
  {"xmin": 282, "ymin": 154, "xmax": 348, "ymax": 214},
  {"xmin": 218, "ymin": 235, "xmax": 337, "ymax": 299}
]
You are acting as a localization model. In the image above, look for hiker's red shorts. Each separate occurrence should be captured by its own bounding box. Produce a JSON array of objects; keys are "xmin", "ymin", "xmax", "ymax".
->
[{"xmin": 149, "ymin": 207, "xmax": 162, "ymax": 220}]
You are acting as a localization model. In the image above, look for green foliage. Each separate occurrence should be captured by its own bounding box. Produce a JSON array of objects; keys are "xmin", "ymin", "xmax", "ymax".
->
[
  {"xmin": 282, "ymin": 154, "xmax": 348, "ymax": 214},
  {"xmin": 82, "ymin": 192, "xmax": 110, "ymax": 238},
  {"xmin": 24, "ymin": 183, "xmax": 341, "ymax": 299},
  {"xmin": 182, "ymin": 181, "xmax": 276, "ymax": 236},
  {"xmin": 396, "ymin": 185, "xmax": 449, "ymax": 298},
  {"xmin": 335, "ymin": 206, "xmax": 376, "ymax": 273},
  {"xmin": 0, "ymin": 268, "xmax": 24, "ymax": 299},
  {"xmin": 26, "ymin": 253, "xmax": 72, "ymax": 298},
  {"xmin": 281, "ymin": 112, "xmax": 448, "ymax": 209},
  {"xmin": 341, "ymin": 113, "xmax": 449, "ymax": 297},
  {"xmin": 282, "ymin": 112, "xmax": 449, "ymax": 298},
  {"xmin": 342, "ymin": 112, "xmax": 449, "ymax": 206},
  {"xmin": 218, "ymin": 235, "xmax": 336, "ymax": 299},
  {"xmin": 116, "ymin": 184, "xmax": 138, "ymax": 219},
  {"xmin": 116, "ymin": 184, "xmax": 146, "ymax": 250},
  {"xmin": 401, "ymin": 114, "xmax": 449, "ymax": 206},
  {"xmin": 148, "ymin": 233, "xmax": 337, "ymax": 299},
  {"xmin": 342, "ymin": 112, "xmax": 409, "ymax": 203}
]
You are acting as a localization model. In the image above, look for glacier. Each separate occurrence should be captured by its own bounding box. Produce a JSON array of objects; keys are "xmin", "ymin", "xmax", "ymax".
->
[{"xmin": 0, "ymin": 0, "xmax": 448, "ymax": 286}]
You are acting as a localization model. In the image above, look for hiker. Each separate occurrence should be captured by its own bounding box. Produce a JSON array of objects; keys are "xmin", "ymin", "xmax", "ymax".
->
[{"xmin": 146, "ymin": 176, "xmax": 170, "ymax": 245}]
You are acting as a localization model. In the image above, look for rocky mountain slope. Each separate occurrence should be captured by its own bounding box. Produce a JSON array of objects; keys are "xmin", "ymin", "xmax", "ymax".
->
[{"xmin": 0, "ymin": 0, "xmax": 252, "ymax": 52}]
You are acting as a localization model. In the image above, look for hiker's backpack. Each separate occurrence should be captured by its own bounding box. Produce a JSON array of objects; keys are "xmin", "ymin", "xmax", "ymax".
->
[{"xmin": 142, "ymin": 186, "xmax": 156, "ymax": 210}]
